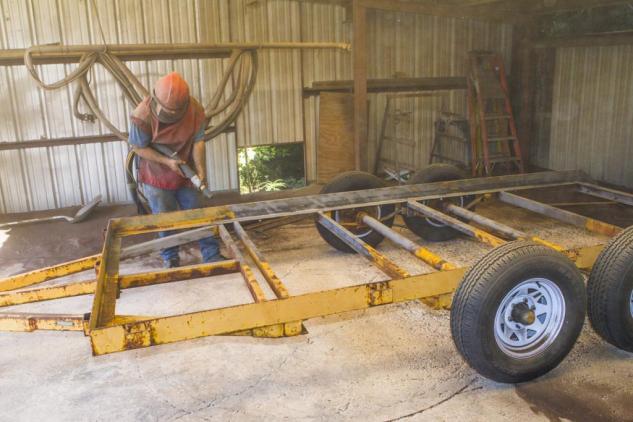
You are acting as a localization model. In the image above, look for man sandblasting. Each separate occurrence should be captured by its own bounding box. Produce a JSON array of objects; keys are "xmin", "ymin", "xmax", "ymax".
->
[{"xmin": 128, "ymin": 72, "xmax": 221, "ymax": 268}]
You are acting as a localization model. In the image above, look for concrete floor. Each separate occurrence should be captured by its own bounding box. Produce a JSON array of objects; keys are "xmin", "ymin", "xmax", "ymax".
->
[{"xmin": 0, "ymin": 193, "xmax": 632, "ymax": 421}]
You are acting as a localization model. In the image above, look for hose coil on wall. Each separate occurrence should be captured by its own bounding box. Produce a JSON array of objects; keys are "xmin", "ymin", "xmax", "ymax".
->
[{"xmin": 24, "ymin": 46, "xmax": 258, "ymax": 213}]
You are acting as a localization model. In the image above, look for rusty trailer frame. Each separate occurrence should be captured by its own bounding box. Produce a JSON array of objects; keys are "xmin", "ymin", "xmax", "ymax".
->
[{"xmin": 0, "ymin": 170, "xmax": 629, "ymax": 355}]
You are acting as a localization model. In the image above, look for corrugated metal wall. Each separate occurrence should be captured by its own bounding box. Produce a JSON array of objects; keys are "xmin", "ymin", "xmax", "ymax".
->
[
  {"xmin": 365, "ymin": 11, "xmax": 513, "ymax": 172},
  {"xmin": 533, "ymin": 45, "xmax": 633, "ymax": 188},
  {"xmin": 0, "ymin": 0, "xmax": 512, "ymax": 213}
]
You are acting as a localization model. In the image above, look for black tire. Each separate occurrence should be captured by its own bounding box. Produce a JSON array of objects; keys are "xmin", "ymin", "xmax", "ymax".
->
[
  {"xmin": 316, "ymin": 171, "xmax": 395, "ymax": 253},
  {"xmin": 451, "ymin": 241, "xmax": 586, "ymax": 383},
  {"xmin": 587, "ymin": 226, "xmax": 633, "ymax": 352},
  {"xmin": 403, "ymin": 164, "xmax": 474, "ymax": 242}
]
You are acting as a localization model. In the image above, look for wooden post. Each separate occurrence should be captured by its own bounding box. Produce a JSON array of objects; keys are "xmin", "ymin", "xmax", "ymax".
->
[
  {"xmin": 510, "ymin": 24, "xmax": 536, "ymax": 166},
  {"xmin": 352, "ymin": 0, "xmax": 368, "ymax": 172}
]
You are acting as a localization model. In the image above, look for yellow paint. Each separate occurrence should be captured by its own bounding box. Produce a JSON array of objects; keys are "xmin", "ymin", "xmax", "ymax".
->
[
  {"xmin": 585, "ymin": 219, "xmax": 622, "ymax": 237},
  {"xmin": 0, "ymin": 313, "xmax": 84, "ymax": 332},
  {"xmin": 112, "ymin": 208, "xmax": 236, "ymax": 236},
  {"xmin": 421, "ymin": 293, "xmax": 453, "ymax": 310},
  {"xmin": 240, "ymin": 264, "xmax": 267, "ymax": 303},
  {"xmin": 0, "ymin": 261, "xmax": 239, "ymax": 308},
  {"xmin": 413, "ymin": 248, "xmax": 456, "ymax": 271},
  {"xmin": 473, "ymin": 229, "xmax": 506, "ymax": 248},
  {"xmin": 529, "ymin": 237, "xmax": 566, "ymax": 252},
  {"xmin": 89, "ymin": 269, "xmax": 464, "ymax": 355},
  {"xmin": 119, "ymin": 260, "xmax": 240, "ymax": 289},
  {"xmin": 0, "ymin": 254, "xmax": 99, "ymax": 292},
  {"xmin": 89, "ymin": 224, "xmax": 121, "ymax": 330},
  {"xmin": 0, "ymin": 280, "xmax": 97, "ymax": 308},
  {"xmin": 257, "ymin": 262, "xmax": 289, "ymax": 299},
  {"xmin": 366, "ymin": 246, "xmax": 410, "ymax": 279}
]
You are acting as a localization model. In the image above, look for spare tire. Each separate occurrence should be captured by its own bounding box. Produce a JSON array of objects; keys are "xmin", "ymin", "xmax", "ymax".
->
[
  {"xmin": 587, "ymin": 226, "xmax": 633, "ymax": 352},
  {"xmin": 403, "ymin": 164, "xmax": 474, "ymax": 242},
  {"xmin": 316, "ymin": 171, "xmax": 396, "ymax": 253}
]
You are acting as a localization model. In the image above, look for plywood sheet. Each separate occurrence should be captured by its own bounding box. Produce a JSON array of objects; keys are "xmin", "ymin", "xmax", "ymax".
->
[{"xmin": 317, "ymin": 92, "xmax": 355, "ymax": 184}]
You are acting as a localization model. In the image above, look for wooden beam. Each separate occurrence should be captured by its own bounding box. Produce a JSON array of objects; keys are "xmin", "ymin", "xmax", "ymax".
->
[
  {"xmin": 359, "ymin": 0, "xmax": 515, "ymax": 21},
  {"xmin": 528, "ymin": 0, "xmax": 633, "ymax": 14},
  {"xmin": 352, "ymin": 0, "xmax": 368, "ymax": 172},
  {"xmin": 510, "ymin": 24, "xmax": 537, "ymax": 164},
  {"xmin": 465, "ymin": 0, "xmax": 632, "ymax": 16},
  {"xmin": 532, "ymin": 32, "xmax": 633, "ymax": 49},
  {"xmin": 531, "ymin": 46, "xmax": 556, "ymax": 166},
  {"xmin": 304, "ymin": 76, "xmax": 467, "ymax": 95}
]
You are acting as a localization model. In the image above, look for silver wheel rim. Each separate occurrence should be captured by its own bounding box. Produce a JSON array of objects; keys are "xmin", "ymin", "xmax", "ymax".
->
[
  {"xmin": 333, "ymin": 206, "xmax": 382, "ymax": 238},
  {"xmin": 494, "ymin": 278, "xmax": 566, "ymax": 359},
  {"xmin": 629, "ymin": 289, "xmax": 633, "ymax": 319},
  {"xmin": 424, "ymin": 196, "xmax": 465, "ymax": 228}
]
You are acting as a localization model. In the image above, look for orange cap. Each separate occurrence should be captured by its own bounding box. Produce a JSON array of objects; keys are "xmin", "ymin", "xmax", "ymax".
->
[{"xmin": 153, "ymin": 72, "xmax": 190, "ymax": 112}]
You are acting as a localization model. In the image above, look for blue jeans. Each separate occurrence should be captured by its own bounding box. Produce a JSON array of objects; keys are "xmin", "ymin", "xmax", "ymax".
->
[{"xmin": 144, "ymin": 184, "xmax": 221, "ymax": 263}]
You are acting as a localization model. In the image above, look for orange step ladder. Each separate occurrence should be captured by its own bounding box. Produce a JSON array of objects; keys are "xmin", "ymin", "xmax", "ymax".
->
[{"xmin": 467, "ymin": 51, "xmax": 525, "ymax": 176}]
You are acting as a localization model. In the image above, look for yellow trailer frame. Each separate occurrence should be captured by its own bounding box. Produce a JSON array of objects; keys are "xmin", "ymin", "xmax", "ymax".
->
[{"xmin": 0, "ymin": 170, "xmax": 628, "ymax": 356}]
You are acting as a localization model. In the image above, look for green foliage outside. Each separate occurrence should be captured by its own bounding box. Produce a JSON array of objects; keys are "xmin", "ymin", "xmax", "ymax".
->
[{"xmin": 238, "ymin": 144, "xmax": 306, "ymax": 194}]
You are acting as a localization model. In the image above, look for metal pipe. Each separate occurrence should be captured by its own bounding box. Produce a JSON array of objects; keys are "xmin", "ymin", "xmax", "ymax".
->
[
  {"xmin": 0, "ymin": 42, "xmax": 351, "ymax": 66},
  {"xmin": 577, "ymin": 183, "xmax": 633, "ymax": 207},
  {"xmin": 406, "ymin": 201, "xmax": 506, "ymax": 248},
  {"xmin": 444, "ymin": 203, "xmax": 526, "ymax": 239},
  {"xmin": 443, "ymin": 203, "xmax": 566, "ymax": 252},
  {"xmin": 498, "ymin": 191, "xmax": 622, "ymax": 237},
  {"xmin": 360, "ymin": 214, "xmax": 455, "ymax": 271},
  {"xmin": 317, "ymin": 213, "xmax": 409, "ymax": 280}
]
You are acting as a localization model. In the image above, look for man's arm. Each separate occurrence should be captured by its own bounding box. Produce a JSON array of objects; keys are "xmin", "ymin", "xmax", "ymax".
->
[
  {"xmin": 192, "ymin": 125, "xmax": 207, "ymax": 189},
  {"xmin": 128, "ymin": 123, "xmax": 184, "ymax": 176},
  {"xmin": 133, "ymin": 146, "xmax": 185, "ymax": 177}
]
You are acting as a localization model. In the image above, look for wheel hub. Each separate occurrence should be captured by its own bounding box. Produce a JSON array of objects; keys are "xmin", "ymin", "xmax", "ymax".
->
[
  {"xmin": 420, "ymin": 196, "xmax": 465, "ymax": 228},
  {"xmin": 494, "ymin": 278, "xmax": 566, "ymax": 359},
  {"xmin": 332, "ymin": 206, "xmax": 381, "ymax": 238},
  {"xmin": 510, "ymin": 302, "xmax": 536, "ymax": 326}
]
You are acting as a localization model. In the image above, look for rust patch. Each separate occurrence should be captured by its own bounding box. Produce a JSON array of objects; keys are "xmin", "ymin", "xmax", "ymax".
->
[{"xmin": 123, "ymin": 322, "xmax": 152, "ymax": 350}]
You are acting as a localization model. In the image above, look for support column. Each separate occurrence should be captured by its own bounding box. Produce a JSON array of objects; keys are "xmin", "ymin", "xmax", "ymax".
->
[{"xmin": 353, "ymin": 0, "xmax": 368, "ymax": 171}]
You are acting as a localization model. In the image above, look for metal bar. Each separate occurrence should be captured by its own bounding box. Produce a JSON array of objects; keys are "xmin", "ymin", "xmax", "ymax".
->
[
  {"xmin": 232, "ymin": 222, "xmax": 289, "ymax": 299},
  {"xmin": 121, "ymin": 226, "xmax": 218, "ymax": 260},
  {"xmin": 359, "ymin": 214, "xmax": 455, "ymax": 271},
  {"xmin": 0, "ymin": 225, "xmax": 220, "ymax": 293},
  {"xmin": 0, "ymin": 281, "xmax": 96, "ymax": 308},
  {"xmin": 218, "ymin": 225, "xmax": 267, "ymax": 303},
  {"xmin": 119, "ymin": 260, "xmax": 240, "ymax": 289},
  {"xmin": 317, "ymin": 213, "xmax": 409, "ymax": 279},
  {"xmin": 0, "ymin": 42, "xmax": 351, "ymax": 66},
  {"xmin": 498, "ymin": 191, "xmax": 623, "ymax": 237},
  {"xmin": 0, "ymin": 313, "xmax": 85, "ymax": 332},
  {"xmin": 406, "ymin": 201, "xmax": 506, "ymax": 248},
  {"xmin": 0, "ymin": 254, "xmax": 100, "ymax": 292},
  {"xmin": 89, "ymin": 223, "xmax": 121, "ymax": 330},
  {"xmin": 0, "ymin": 260, "xmax": 240, "ymax": 308},
  {"xmin": 443, "ymin": 203, "xmax": 565, "ymax": 252},
  {"xmin": 576, "ymin": 183, "xmax": 633, "ymax": 207},
  {"xmin": 304, "ymin": 76, "xmax": 467, "ymax": 96},
  {"xmin": 111, "ymin": 171, "xmax": 587, "ymax": 236},
  {"xmin": 0, "ymin": 127, "xmax": 236, "ymax": 151},
  {"xmin": 88, "ymin": 267, "xmax": 467, "ymax": 355}
]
